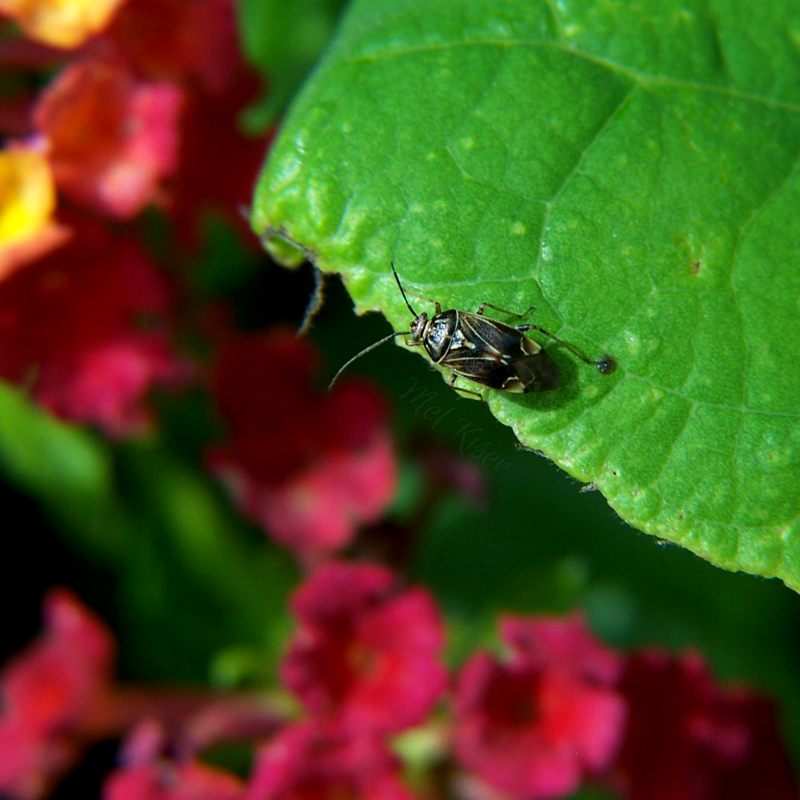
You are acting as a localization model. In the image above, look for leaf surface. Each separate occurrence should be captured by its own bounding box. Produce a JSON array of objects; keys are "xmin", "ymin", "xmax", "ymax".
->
[{"xmin": 252, "ymin": 0, "xmax": 800, "ymax": 590}]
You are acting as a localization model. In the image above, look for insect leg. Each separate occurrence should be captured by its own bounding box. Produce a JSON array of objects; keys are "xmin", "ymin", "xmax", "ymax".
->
[
  {"xmin": 516, "ymin": 324, "xmax": 616, "ymax": 373},
  {"xmin": 447, "ymin": 372, "xmax": 485, "ymax": 402},
  {"xmin": 407, "ymin": 288, "xmax": 441, "ymax": 314},
  {"xmin": 476, "ymin": 302, "xmax": 535, "ymax": 319}
]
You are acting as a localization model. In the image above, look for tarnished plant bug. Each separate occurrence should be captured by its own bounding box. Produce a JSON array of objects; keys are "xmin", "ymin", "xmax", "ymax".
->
[{"xmin": 330, "ymin": 264, "xmax": 615, "ymax": 398}]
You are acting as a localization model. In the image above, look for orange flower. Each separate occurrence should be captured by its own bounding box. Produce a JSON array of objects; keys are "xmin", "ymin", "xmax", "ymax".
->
[
  {"xmin": 34, "ymin": 54, "xmax": 184, "ymax": 219},
  {"xmin": 0, "ymin": 0, "xmax": 126, "ymax": 48},
  {"xmin": 0, "ymin": 145, "xmax": 69, "ymax": 279}
]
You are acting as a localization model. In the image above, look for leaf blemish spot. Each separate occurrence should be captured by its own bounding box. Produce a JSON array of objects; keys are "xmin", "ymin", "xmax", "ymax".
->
[{"xmin": 623, "ymin": 331, "xmax": 640, "ymax": 355}]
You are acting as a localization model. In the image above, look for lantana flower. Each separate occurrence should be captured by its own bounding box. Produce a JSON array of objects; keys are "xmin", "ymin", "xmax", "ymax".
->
[
  {"xmin": 34, "ymin": 52, "xmax": 183, "ymax": 219},
  {"xmin": 0, "ymin": 217, "xmax": 188, "ymax": 436},
  {"xmin": 0, "ymin": 588, "xmax": 115, "ymax": 799},
  {"xmin": 103, "ymin": 0, "xmax": 264, "ymax": 244},
  {"xmin": 107, "ymin": 0, "xmax": 241, "ymax": 94},
  {"xmin": 453, "ymin": 612, "xmax": 626, "ymax": 799},
  {"xmin": 103, "ymin": 720, "xmax": 245, "ymax": 800},
  {"xmin": 0, "ymin": 0, "xmax": 126, "ymax": 48},
  {"xmin": 207, "ymin": 331, "xmax": 398, "ymax": 563},
  {"xmin": 281, "ymin": 561, "xmax": 447, "ymax": 735},
  {"xmin": 0, "ymin": 144, "xmax": 70, "ymax": 278},
  {"xmin": 246, "ymin": 720, "xmax": 420, "ymax": 800},
  {"xmin": 611, "ymin": 649, "xmax": 799, "ymax": 800}
]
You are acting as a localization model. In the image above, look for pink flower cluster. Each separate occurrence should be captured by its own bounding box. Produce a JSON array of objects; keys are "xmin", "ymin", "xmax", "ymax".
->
[
  {"xmin": 244, "ymin": 561, "xmax": 447, "ymax": 800},
  {"xmin": 0, "ymin": 588, "xmax": 115, "ymax": 799},
  {"xmin": 206, "ymin": 331, "xmax": 397, "ymax": 566},
  {"xmin": 1, "ymin": 572, "xmax": 795, "ymax": 800},
  {"xmin": 454, "ymin": 614, "xmax": 626, "ymax": 798}
]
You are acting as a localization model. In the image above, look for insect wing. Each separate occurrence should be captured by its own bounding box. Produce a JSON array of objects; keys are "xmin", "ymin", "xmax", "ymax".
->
[
  {"xmin": 511, "ymin": 352, "xmax": 561, "ymax": 392},
  {"xmin": 451, "ymin": 313, "xmax": 532, "ymax": 361},
  {"xmin": 442, "ymin": 313, "xmax": 560, "ymax": 392},
  {"xmin": 453, "ymin": 355, "xmax": 527, "ymax": 390},
  {"xmin": 440, "ymin": 313, "xmax": 522, "ymax": 390}
]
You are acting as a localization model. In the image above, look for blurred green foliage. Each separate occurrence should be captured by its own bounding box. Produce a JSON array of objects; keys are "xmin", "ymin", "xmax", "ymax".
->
[{"xmin": 237, "ymin": 0, "xmax": 349, "ymax": 127}]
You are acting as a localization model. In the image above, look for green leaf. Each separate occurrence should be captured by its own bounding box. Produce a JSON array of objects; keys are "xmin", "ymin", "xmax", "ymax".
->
[{"xmin": 252, "ymin": 0, "xmax": 800, "ymax": 590}]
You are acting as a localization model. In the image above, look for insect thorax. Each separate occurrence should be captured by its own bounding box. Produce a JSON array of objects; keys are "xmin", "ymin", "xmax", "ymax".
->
[{"xmin": 423, "ymin": 311, "xmax": 458, "ymax": 362}]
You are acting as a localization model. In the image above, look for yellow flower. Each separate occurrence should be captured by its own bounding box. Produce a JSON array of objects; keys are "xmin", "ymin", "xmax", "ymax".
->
[
  {"xmin": 0, "ymin": 146, "xmax": 69, "ymax": 279},
  {"xmin": 0, "ymin": 0, "xmax": 126, "ymax": 48},
  {"xmin": 0, "ymin": 146, "xmax": 54, "ymax": 242}
]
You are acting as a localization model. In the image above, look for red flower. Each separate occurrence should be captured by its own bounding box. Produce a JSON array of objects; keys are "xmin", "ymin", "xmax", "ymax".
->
[
  {"xmin": 0, "ymin": 588, "xmax": 115, "ymax": 799},
  {"xmin": 0, "ymin": 217, "xmax": 188, "ymax": 436},
  {"xmin": 103, "ymin": 720, "xmax": 245, "ymax": 800},
  {"xmin": 34, "ymin": 52, "xmax": 183, "ymax": 219},
  {"xmin": 453, "ymin": 613, "xmax": 626, "ymax": 800},
  {"xmin": 280, "ymin": 562, "xmax": 447, "ymax": 734},
  {"xmin": 166, "ymin": 67, "xmax": 267, "ymax": 249},
  {"xmin": 206, "ymin": 331, "xmax": 397, "ymax": 562},
  {"xmin": 106, "ymin": 0, "xmax": 264, "ymax": 246},
  {"xmin": 105, "ymin": 763, "xmax": 245, "ymax": 800},
  {"xmin": 611, "ymin": 650, "xmax": 799, "ymax": 800},
  {"xmin": 91, "ymin": 0, "xmax": 266, "ymax": 247},
  {"xmin": 108, "ymin": 0, "xmax": 241, "ymax": 94},
  {"xmin": 246, "ymin": 721, "xmax": 420, "ymax": 800},
  {"xmin": 500, "ymin": 614, "xmax": 623, "ymax": 685}
]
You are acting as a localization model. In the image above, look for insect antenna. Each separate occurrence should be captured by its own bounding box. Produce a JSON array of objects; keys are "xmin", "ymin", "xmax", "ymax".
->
[
  {"xmin": 391, "ymin": 262, "xmax": 418, "ymax": 317},
  {"xmin": 329, "ymin": 331, "xmax": 412, "ymax": 389}
]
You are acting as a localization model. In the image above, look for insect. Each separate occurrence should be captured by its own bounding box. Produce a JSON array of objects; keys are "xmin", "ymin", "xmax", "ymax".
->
[{"xmin": 329, "ymin": 264, "xmax": 615, "ymax": 397}]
